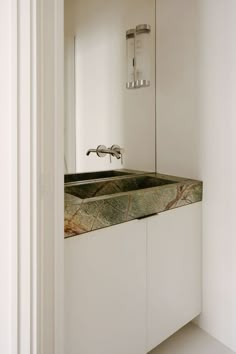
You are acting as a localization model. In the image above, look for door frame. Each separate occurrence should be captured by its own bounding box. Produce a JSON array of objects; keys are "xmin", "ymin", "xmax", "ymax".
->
[{"xmin": 12, "ymin": 0, "xmax": 64, "ymax": 353}]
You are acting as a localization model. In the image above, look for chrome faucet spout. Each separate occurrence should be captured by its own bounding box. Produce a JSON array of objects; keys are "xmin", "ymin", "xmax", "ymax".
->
[
  {"xmin": 86, "ymin": 145, "xmax": 124, "ymax": 162},
  {"xmin": 86, "ymin": 148, "xmax": 97, "ymax": 156}
]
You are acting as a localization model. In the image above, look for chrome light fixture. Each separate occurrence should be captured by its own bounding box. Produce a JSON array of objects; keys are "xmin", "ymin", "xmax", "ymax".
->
[{"xmin": 126, "ymin": 24, "xmax": 151, "ymax": 89}]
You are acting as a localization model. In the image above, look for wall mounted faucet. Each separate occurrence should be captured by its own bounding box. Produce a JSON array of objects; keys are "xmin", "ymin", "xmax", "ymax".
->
[{"xmin": 86, "ymin": 145, "xmax": 124, "ymax": 163}]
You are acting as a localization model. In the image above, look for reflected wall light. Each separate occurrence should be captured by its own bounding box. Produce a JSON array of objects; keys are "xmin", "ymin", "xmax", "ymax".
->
[{"xmin": 126, "ymin": 24, "xmax": 151, "ymax": 89}]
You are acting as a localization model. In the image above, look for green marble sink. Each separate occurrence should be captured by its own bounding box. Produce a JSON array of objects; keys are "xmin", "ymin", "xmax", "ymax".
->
[
  {"xmin": 64, "ymin": 172, "xmax": 203, "ymax": 238},
  {"xmin": 64, "ymin": 170, "xmax": 134, "ymax": 184},
  {"xmin": 65, "ymin": 176, "xmax": 175, "ymax": 200}
]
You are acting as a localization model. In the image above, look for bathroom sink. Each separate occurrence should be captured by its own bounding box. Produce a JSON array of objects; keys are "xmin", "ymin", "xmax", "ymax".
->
[
  {"xmin": 64, "ymin": 170, "xmax": 133, "ymax": 184},
  {"xmin": 64, "ymin": 172, "xmax": 203, "ymax": 237},
  {"xmin": 65, "ymin": 176, "xmax": 176, "ymax": 200}
]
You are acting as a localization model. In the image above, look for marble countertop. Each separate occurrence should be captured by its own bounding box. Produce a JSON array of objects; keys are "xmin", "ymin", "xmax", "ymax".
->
[{"xmin": 64, "ymin": 171, "xmax": 203, "ymax": 238}]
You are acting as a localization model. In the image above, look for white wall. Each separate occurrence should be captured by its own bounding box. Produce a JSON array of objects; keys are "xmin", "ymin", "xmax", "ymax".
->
[
  {"xmin": 156, "ymin": 0, "xmax": 236, "ymax": 351},
  {"xmin": 65, "ymin": 0, "xmax": 156, "ymax": 173},
  {"xmin": 64, "ymin": 36, "xmax": 76, "ymax": 172},
  {"xmin": 0, "ymin": 1, "xmax": 13, "ymax": 353}
]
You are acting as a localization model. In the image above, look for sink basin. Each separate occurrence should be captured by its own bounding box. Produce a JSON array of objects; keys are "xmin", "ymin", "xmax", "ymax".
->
[
  {"xmin": 64, "ymin": 172, "xmax": 203, "ymax": 237},
  {"xmin": 64, "ymin": 170, "xmax": 133, "ymax": 184},
  {"xmin": 65, "ymin": 176, "xmax": 176, "ymax": 200}
]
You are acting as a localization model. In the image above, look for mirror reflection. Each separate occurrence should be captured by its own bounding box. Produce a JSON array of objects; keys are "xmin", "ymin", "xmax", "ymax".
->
[{"xmin": 64, "ymin": 0, "xmax": 156, "ymax": 174}]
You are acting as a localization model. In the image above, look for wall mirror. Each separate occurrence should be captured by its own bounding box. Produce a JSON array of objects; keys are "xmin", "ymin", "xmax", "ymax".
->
[{"xmin": 64, "ymin": 0, "xmax": 156, "ymax": 174}]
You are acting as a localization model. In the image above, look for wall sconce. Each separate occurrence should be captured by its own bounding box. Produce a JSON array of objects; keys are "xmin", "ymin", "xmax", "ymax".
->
[{"xmin": 126, "ymin": 24, "xmax": 151, "ymax": 89}]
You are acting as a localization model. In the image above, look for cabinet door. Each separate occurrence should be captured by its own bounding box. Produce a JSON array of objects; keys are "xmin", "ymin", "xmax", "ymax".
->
[
  {"xmin": 65, "ymin": 220, "xmax": 147, "ymax": 354},
  {"xmin": 147, "ymin": 203, "xmax": 202, "ymax": 352}
]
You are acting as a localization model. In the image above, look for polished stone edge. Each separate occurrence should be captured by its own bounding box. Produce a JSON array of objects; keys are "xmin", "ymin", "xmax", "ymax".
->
[{"xmin": 64, "ymin": 177, "xmax": 203, "ymax": 239}]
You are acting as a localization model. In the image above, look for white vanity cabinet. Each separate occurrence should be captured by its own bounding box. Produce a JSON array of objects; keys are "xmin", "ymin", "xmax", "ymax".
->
[
  {"xmin": 147, "ymin": 203, "xmax": 202, "ymax": 352},
  {"xmin": 65, "ymin": 203, "xmax": 202, "ymax": 354},
  {"xmin": 65, "ymin": 220, "xmax": 147, "ymax": 354}
]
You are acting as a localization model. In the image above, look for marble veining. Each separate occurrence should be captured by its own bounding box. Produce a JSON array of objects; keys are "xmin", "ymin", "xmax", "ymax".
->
[{"xmin": 64, "ymin": 172, "xmax": 203, "ymax": 238}]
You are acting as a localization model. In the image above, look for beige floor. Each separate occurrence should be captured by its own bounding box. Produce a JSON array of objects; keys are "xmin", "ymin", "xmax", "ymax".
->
[{"xmin": 149, "ymin": 323, "xmax": 235, "ymax": 354}]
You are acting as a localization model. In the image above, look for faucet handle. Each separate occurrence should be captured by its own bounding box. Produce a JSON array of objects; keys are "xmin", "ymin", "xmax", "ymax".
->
[
  {"xmin": 110, "ymin": 145, "xmax": 125, "ymax": 154},
  {"xmin": 110, "ymin": 145, "xmax": 124, "ymax": 164}
]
